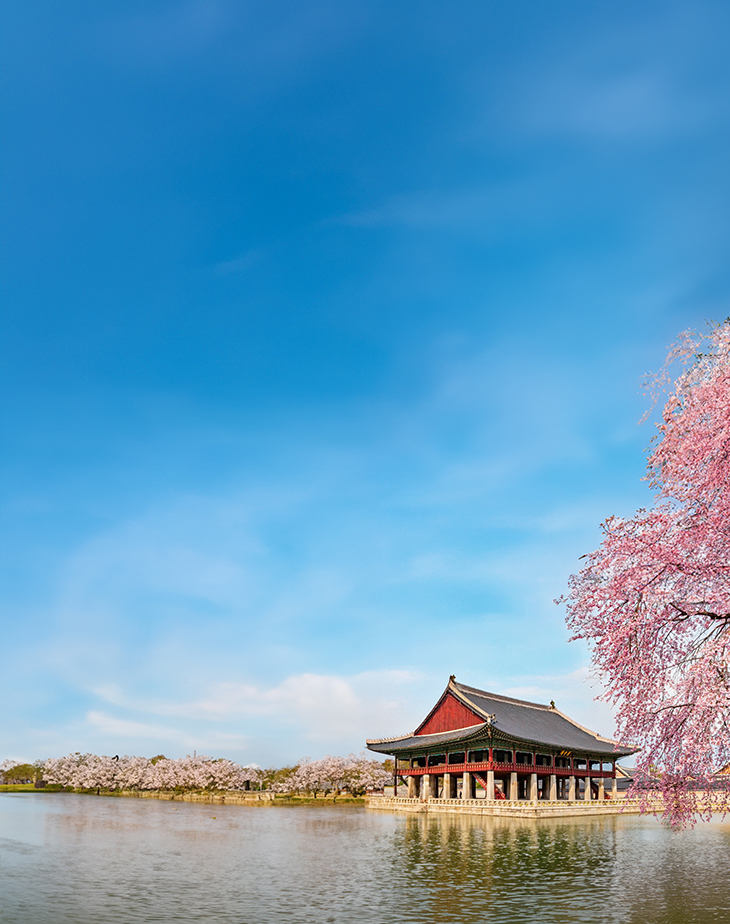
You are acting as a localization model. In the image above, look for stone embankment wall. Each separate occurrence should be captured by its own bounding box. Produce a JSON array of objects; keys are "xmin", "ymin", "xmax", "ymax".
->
[
  {"xmin": 112, "ymin": 790, "xmax": 275, "ymax": 805},
  {"xmin": 366, "ymin": 796, "xmax": 649, "ymax": 818}
]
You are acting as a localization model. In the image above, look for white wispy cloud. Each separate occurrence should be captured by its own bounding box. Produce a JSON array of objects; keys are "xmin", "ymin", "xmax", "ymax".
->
[
  {"xmin": 333, "ymin": 176, "xmax": 567, "ymax": 235},
  {"xmin": 92, "ymin": 669, "xmax": 420, "ymax": 738},
  {"xmin": 112, "ymin": 0, "xmax": 232, "ymax": 61},
  {"xmin": 83, "ymin": 665, "xmax": 621, "ymax": 762},
  {"xmin": 521, "ymin": 69, "xmax": 692, "ymax": 141},
  {"xmin": 85, "ymin": 711, "xmax": 181, "ymax": 741},
  {"xmin": 500, "ymin": 15, "xmax": 728, "ymax": 144},
  {"xmin": 213, "ymin": 249, "xmax": 263, "ymax": 276},
  {"xmin": 105, "ymin": 0, "xmax": 363, "ymax": 86}
]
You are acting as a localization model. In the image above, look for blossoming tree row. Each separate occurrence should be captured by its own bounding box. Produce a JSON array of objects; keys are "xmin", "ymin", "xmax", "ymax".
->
[
  {"xmin": 37, "ymin": 752, "xmax": 392, "ymax": 795},
  {"xmin": 269, "ymin": 755, "xmax": 392, "ymax": 794},
  {"xmin": 42, "ymin": 753, "xmax": 260, "ymax": 792}
]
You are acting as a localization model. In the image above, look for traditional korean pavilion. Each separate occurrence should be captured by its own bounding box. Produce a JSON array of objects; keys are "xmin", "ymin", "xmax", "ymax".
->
[{"xmin": 367, "ymin": 676, "xmax": 636, "ymax": 802}]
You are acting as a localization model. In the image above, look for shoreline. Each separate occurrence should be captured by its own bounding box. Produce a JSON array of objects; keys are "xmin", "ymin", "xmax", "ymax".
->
[{"xmin": 0, "ymin": 785, "xmax": 365, "ymax": 806}]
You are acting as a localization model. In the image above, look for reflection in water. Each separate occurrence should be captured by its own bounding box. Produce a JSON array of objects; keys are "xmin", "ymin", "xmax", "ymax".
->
[
  {"xmin": 1, "ymin": 794, "xmax": 728, "ymax": 923},
  {"xmin": 398, "ymin": 814, "xmax": 622, "ymax": 922}
]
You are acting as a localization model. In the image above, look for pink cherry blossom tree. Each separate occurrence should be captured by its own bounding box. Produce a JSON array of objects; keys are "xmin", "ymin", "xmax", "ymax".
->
[
  {"xmin": 39, "ymin": 751, "xmax": 390, "ymax": 795},
  {"xmin": 563, "ymin": 320, "xmax": 730, "ymax": 825},
  {"xmin": 262, "ymin": 754, "xmax": 391, "ymax": 795},
  {"xmin": 345, "ymin": 754, "xmax": 392, "ymax": 794},
  {"xmin": 286, "ymin": 756, "xmax": 347, "ymax": 795},
  {"xmin": 42, "ymin": 752, "xmax": 263, "ymax": 792}
]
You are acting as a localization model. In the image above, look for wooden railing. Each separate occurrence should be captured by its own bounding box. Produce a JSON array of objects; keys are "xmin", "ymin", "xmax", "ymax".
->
[
  {"xmin": 397, "ymin": 762, "xmax": 615, "ymax": 778},
  {"xmin": 369, "ymin": 796, "xmax": 641, "ymax": 808}
]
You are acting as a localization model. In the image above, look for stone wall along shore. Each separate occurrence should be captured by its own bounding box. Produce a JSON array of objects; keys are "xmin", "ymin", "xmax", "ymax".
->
[
  {"xmin": 365, "ymin": 795, "xmax": 653, "ymax": 818},
  {"xmin": 110, "ymin": 790, "xmax": 275, "ymax": 805}
]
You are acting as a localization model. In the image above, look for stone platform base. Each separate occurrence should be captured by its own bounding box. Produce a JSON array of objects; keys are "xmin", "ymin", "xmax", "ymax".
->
[{"xmin": 366, "ymin": 796, "xmax": 646, "ymax": 818}]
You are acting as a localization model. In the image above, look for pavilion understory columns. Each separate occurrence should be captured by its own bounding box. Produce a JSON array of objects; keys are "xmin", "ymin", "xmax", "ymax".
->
[{"xmin": 403, "ymin": 766, "xmax": 613, "ymax": 804}]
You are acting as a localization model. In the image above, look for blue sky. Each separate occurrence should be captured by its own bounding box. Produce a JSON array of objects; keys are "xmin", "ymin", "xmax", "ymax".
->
[{"xmin": 2, "ymin": 0, "xmax": 729, "ymax": 766}]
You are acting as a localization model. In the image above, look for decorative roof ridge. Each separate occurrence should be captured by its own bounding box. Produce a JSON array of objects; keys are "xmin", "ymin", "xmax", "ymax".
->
[{"xmin": 453, "ymin": 680, "xmax": 550, "ymax": 712}]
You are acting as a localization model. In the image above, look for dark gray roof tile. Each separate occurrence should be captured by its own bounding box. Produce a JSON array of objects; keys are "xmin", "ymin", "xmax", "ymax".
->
[
  {"xmin": 366, "ymin": 678, "xmax": 637, "ymax": 757},
  {"xmin": 367, "ymin": 724, "xmax": 487, "ymax": 754},
  {"xmin": 454, "ymin": 681, "xmax": 635, "ymax": 756}
]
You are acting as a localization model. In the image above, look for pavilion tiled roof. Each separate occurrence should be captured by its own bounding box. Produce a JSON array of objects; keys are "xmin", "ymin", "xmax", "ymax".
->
[
  {"xmin": 367, "ymin": 724, "xmax": 489, "ymax": 753},
  {"xmin": 366, "ymin": 677, "xmax": 636, "ymax": 758}
]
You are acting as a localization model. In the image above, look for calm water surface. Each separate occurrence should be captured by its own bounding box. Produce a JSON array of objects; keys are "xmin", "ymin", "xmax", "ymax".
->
[{"xmin": 1, "ymin": 793, "xmax": 729, "ymax": 923}]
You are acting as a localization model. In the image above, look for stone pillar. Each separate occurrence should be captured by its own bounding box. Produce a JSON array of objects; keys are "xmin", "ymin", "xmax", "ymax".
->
[
  {"xmin": 486, "ymin": 770, "xmax": 495, "ymax": 801},
  {"xmin": 421, "ymin": 774, "xmax": 431, "ymax": 801},
  {"xmin": 598, "ymin": 778, "xmax": 605, "ymax": 801},
  {"xmin": 584, "ymin": 776, "xmax": 592, "ymax": 800},
  {"xmin": 462, "ymin": 771, "xmax": 473, "ymax": 800},
  {"xmin": 509, "ymin": 772, "xmax": 518, "ymax": 801},
  {"xmin": 568, "ymin": 776, "xmax": 576, "ymax": 801},
  {"xmin": 612, "ymin": 777, "xmax": 618, "ymax": 800},
  {"xmin": 443, "ymin": 773, "xmax": 451, "ymax": 799},
  {"xmin": 407, "ymin": 776, "xmax": 416, "ymax": 799},
  {"xmin": 529, "ymin": 773, "xmax": 538, "ymax": 802},
  {"xmin": 549, "ymin": 774, "xmax": 557, "ymax": 801}
]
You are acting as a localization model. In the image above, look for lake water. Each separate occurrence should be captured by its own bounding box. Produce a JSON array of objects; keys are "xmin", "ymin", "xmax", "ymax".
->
[{"xmin": 1, "ymin": 794, "xmax": 729, "ymax": 923}]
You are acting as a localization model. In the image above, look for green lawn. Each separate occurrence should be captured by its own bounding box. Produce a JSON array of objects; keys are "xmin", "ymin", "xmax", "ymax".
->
[
  {"xmin": 273, "ymin": 793, "xmax": 366, "ymax": 805},
  {"xmin": 0, "ymin": 783, "xmax": 64, "ymax": 792}
]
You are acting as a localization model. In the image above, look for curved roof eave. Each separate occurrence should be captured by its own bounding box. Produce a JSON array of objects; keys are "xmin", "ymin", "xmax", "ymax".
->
[
  {"xmin": 366, "ymin": 724, "xmax": 488, "ymax": 754},
  {"xmin": 450, "ymin": 678, "xmax": 637, "ymax": 757}
]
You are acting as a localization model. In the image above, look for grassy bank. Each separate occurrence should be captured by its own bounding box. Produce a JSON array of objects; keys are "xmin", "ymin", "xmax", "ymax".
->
[
  {"xmin": 0, "ymin": 783, "xmax": 65, "ymax": 793},
  {"xmin": 273, "ymin": 794, "xmax": 366, "ymax": 806}
]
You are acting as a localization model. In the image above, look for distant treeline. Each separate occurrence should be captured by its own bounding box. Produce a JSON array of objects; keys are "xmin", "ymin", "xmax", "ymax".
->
[{"xmin": 1, "ymin": 753, "xmax": 393, "ymax": 796}]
